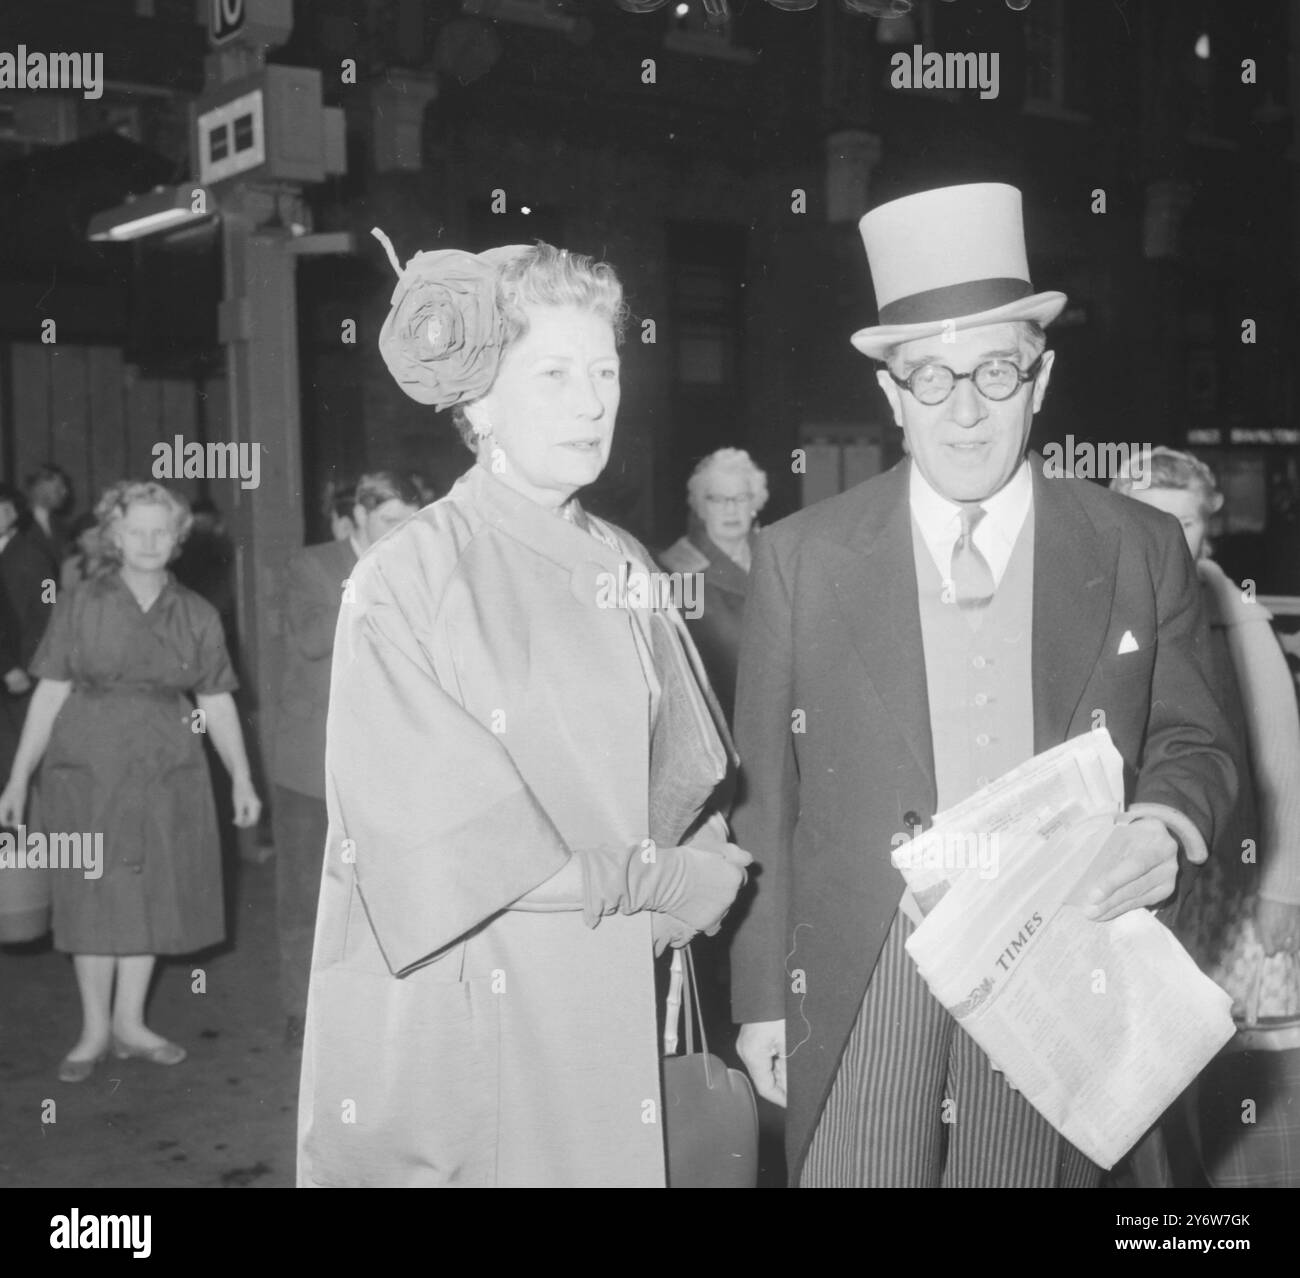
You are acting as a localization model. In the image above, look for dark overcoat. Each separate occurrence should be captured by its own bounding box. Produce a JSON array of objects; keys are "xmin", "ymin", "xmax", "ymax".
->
[
  {"xmin": 270, "ymin": 537, "xmax": 357, "ymax": 799},
  {"xmin": 728, "ymin": 455, "xmax": 1239, "ymax": 1180}
]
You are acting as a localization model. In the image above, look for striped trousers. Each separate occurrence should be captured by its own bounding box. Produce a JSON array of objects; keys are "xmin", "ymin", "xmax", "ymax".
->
[{"xmin": 801, "ymin": 909, "xmax": 1101, "ymax": 1187}]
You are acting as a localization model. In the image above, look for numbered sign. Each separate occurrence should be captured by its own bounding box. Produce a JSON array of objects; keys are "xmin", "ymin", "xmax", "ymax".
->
[{"xmin": 209, "ymin": 0, "xmax": 245, "ymax": 46}]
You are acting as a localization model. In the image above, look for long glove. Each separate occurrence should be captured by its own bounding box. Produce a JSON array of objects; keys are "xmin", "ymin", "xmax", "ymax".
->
[{"xmin": 580, "ymin": 838, "xmax": 751, "ymax": 934}]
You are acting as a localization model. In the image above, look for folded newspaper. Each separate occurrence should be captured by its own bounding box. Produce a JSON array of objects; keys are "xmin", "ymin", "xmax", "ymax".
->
[{"xmin": 891, "ymin": 728, "xmax": 1235, "ymax": 1169}]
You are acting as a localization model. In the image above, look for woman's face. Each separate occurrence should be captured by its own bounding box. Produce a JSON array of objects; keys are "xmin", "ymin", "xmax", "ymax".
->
[
  {"xmin": 466, "ymin": 304, "xmax": 620, "ymax": 508},
  {"xmin": 111, "ymin": 502, "xmax": 179, "ymax": 573},
  {"xmin": 700, "ymin": 468, "xmax": 757, "ymax": 547},
  {"xmin": 1125, "ymin": 485, "xmax": 1209, "ymax": 560}
]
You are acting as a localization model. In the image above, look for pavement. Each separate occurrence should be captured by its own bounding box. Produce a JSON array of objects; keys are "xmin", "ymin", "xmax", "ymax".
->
[
  {"xmin": 0, "ymin": 856, "xmax": 299, "ymax": 1189},
  {"xmin": 1, "ymin": 853, "xmax": 786, "ymax": 1188}
]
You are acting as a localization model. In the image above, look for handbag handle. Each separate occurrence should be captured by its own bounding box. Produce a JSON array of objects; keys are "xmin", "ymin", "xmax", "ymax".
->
[
  {"xmin": 664, "ymin": 946, "xmax": 716, "ymax": 1086},
  {"xmin": 1244, "ymin": 951, "xmax": 1263, "ymax": 1028}
]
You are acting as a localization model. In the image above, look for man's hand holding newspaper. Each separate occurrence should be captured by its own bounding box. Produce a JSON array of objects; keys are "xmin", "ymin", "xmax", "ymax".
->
[
  {"xmin": 1085, "ymin": 801, "xmax": 1207, "ymax": 921},
  {"xmin": 891, "ymin": 728, "xmax": 1234, "ymax": 1169}
]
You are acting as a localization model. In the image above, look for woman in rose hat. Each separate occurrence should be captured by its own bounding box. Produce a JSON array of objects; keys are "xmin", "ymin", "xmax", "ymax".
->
[{"xmin": 296, "ymin": 237, "xmax": 749, "ymax": 1187}]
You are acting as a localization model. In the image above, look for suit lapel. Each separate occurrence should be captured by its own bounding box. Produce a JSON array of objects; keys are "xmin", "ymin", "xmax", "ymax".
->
[
  {"xmin": 1030, "ymin": 460, "xmax": 1120, "ymax": 751},
  {"xmin": 825, "ymin": 464, "xmax": 935, "ymax": 793}
]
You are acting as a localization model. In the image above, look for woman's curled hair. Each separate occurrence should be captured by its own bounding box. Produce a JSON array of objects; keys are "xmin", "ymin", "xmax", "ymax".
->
[
  {"xmin": 90, "ymin": 480, "xmax": 193, "ymax": 577},
  {"xmin": 452, "ymin": 242, "xmax": 628, "ymax": 451}
]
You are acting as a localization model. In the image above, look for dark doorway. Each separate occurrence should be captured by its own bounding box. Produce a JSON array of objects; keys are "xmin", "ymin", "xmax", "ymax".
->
[{"xmin": 662, "ymin": 220, "xmax": 748, "ymax": 539}]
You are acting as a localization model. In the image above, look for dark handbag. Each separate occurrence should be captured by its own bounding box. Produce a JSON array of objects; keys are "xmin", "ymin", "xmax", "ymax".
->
[{"xmin": 662, "ymin": 946, "xmax": 759, "ymax": 1188}]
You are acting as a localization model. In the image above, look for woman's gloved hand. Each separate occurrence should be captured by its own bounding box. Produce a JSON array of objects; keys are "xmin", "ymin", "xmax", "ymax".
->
[
  {"xmin": 581, "ymin": 838, "xmax": 752, "ymax": 935},
  {"xmin": 651, "ymin": 911, "xmax": 696, "ymax": 957}
]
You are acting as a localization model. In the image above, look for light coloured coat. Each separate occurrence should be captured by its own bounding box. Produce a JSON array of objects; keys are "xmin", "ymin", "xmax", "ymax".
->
[{"xmin": 298, "ymin": 464, "xmax": 727, "ymax": 1187}]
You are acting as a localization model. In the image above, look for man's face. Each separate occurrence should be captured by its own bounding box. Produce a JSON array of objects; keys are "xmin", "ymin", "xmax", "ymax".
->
[
  {"xmin": 34, "ymin": 475, "xmax": 68, "ymax": 511},
  {"xmin": 354, "ymin": 497, "xmax": 417, "ymax": 550},
  {"xmin": 876, "ymin": 323, "xmax": 1055, "ymax": 504}
]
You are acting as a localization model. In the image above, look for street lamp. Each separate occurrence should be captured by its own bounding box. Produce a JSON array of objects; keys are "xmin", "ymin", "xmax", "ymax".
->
[{"xmin": 87, "ymin": 184, "xmax": 214, "ymax": 242}]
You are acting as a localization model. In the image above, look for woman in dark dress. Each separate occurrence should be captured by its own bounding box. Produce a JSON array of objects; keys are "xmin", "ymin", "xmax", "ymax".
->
[{"xmin": 0, "ymin": 481, "xmax": 261, "ymax": 1082}]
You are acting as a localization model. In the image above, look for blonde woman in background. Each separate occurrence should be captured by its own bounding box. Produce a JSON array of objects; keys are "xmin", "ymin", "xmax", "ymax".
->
[
  {"xmin": 1114, "ymin": 447, "xmax": 1300, "ymax": 1186},
  {"xmin": 0, "ymin": 481, "xmax": 261, "ymax": 1083}
]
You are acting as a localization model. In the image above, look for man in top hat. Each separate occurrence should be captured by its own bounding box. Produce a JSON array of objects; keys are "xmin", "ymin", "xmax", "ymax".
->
[{"xmin": 729, "ymin": 183, "xmax": 1238, "ymax": 1187}]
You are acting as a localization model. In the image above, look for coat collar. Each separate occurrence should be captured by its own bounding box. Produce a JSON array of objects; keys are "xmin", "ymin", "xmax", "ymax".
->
[
  {"xmin": 821, "ymin": 453, "xmax": 1120, "ymax": 794},
  {"xmin": 107, "ymin": 568, "xmax": 178, "ymax": 616},
  {"xmin": 691, "ymin": 530, "xmax": 751, "ymax": 597},
  {"xmin": 453, "ymin": 462, "xmax": 630, "ymax": 577}
]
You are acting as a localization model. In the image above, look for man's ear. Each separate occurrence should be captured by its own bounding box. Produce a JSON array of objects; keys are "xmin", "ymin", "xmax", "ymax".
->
[
  {"xmin": 1030, "ymin": 350, "xmax": 1056, "ymax": 414},
  {"xmin": 875, "ymin": 369, "xmax": 905, "ymax": 428}
]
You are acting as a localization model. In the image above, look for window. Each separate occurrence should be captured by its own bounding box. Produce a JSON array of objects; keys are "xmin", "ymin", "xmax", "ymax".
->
[
  {"xmin": 664, "ymin": 222, "xmax": 748, "ymax": 527},
  {"xmin": 1023, "ymin": 0, "xmax": 1064, "ymax": 107},
  {"xmin": 1022, "ymin": 0, "xmax": 1088, "ymax": 120}
]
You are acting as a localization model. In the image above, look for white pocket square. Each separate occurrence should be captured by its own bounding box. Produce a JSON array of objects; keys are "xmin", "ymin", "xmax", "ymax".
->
[{"xmin": 1117, "ymin": 630, "xmax": 1140, "ymax": 655}]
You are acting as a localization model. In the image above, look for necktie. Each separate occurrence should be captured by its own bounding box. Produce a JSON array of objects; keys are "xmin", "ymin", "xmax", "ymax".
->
[{"xmin": 950, "ymin": 504, "xmax": 995, "ymax": 609}]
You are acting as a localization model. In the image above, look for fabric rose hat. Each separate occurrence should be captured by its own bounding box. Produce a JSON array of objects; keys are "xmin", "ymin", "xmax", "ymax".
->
[
  {"xmin": 849, "ymin": 183, "xmax": 1067, "ymax": 360},
  {"xmin": 372, "ymin": 228, "xmax": 530, "ymax": 410}
]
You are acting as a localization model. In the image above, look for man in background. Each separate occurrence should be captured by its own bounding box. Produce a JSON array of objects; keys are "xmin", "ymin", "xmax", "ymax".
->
[
  {"xmin": 269, "ymin": 472, "xmax": 421, "ymax": 1047},
  {"xmin": 0, "ymin": 482, "xmax": 55, "ymax": 940},
  {"xmin": 22, "ymin": 464, "xmax": 71, "ymax": 578}
]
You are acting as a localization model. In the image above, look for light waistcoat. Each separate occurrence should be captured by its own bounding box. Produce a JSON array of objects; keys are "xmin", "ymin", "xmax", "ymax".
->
[{"xmin": 912, "ymin": 503, "xmax": 1037, "ymax": 813}]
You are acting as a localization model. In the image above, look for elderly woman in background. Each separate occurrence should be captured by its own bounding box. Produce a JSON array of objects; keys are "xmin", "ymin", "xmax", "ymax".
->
[
  {"xmin": 297, "ymin": 237, "xmax": 748, "ymax": 1188},
  {"xmin": 659, "ymin": 448, "xmax": 768, "ymax": 724},
  {"xmin": 0, "ymin": 481, "xmax": 261, "ymax": 1082},
  {"xmin": 1114, "ymin": 447, "xmax": 1300, "ymax": 1185}
]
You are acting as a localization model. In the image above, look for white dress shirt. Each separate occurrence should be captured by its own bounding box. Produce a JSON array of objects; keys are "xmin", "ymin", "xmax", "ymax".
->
[{"xmin": 908, "ymin": 458, "xmax": 1033, "ymax": 587}]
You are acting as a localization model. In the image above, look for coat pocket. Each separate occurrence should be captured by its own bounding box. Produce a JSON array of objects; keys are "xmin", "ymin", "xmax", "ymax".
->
[{"xmin": 298, "ymin": 965, "xmax": 501, "ymax": 1187}]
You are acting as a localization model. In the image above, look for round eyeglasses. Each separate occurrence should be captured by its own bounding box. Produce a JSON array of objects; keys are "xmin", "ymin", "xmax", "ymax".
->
[
  {"xmin": 889, "ymin": 354, "xmax": 1045, "ymax": 406},
  {"xmin": 704, "ymin": 494, "xmax": 753, "ymax": 510}
]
